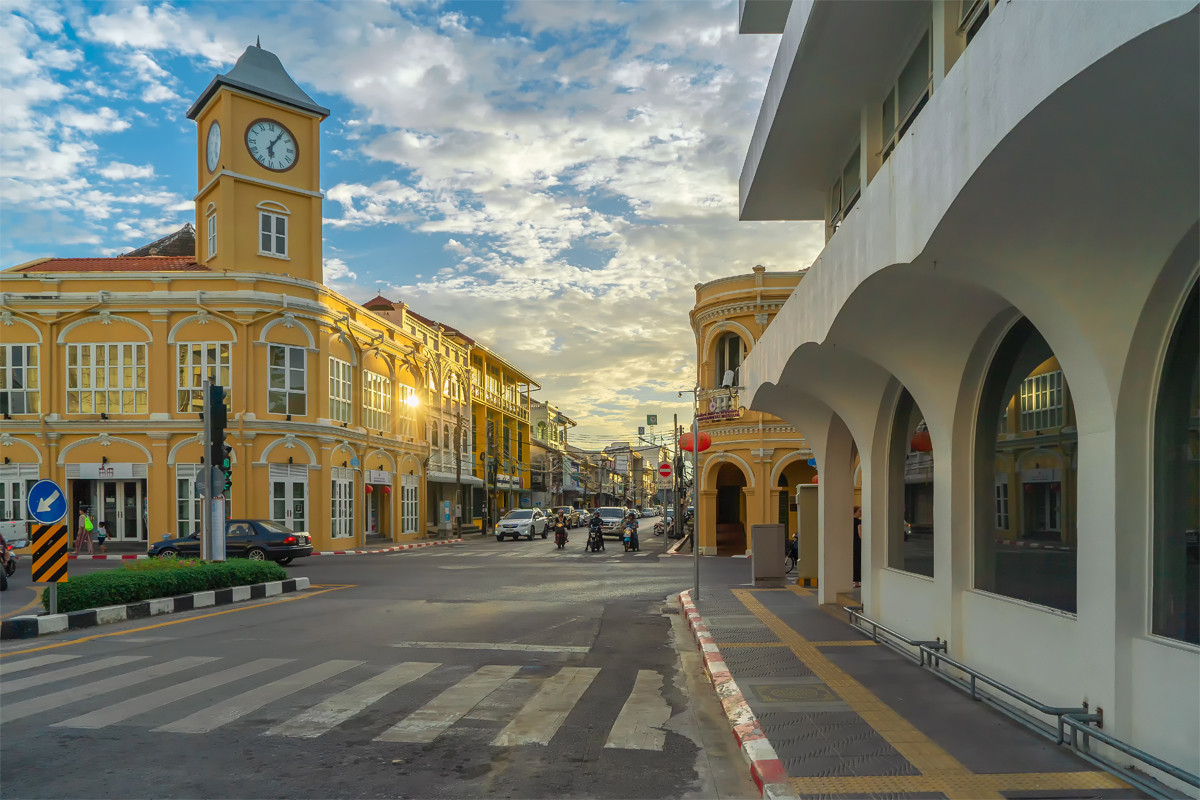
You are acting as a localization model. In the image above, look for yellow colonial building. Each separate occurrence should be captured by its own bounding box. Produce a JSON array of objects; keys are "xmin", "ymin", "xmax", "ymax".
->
[
  {"xmin": 0, "ymin": 44, "xmax": 528, "ymax": 549},
  {"xmin": 689, "ymin": 266, "xmax": 820, "ymax": 575}
]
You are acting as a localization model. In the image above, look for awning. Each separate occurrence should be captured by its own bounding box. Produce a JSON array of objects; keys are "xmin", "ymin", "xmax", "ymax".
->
[{"xmin": 427, "ymin": 471, "xmax": 483, "ymax": 486}]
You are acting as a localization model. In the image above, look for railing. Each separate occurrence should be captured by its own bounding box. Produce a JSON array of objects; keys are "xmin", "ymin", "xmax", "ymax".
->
[{"xmin": 842, "ymin": 606, "xmax": 1199, "ymax": 798}]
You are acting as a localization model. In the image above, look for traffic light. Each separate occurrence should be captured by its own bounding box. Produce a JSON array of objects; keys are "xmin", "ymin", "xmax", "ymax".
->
[{"xmin": 206, "ymin": 384, "xmax": 232, "ymax": 495}]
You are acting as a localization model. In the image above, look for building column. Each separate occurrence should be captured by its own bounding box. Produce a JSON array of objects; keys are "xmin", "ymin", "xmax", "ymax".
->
[
  {"xmin": 698, "ymin": 488, "xmax": 718, "ymax": 555},
  {"xmin": 148, "ymin": 432, "xmax": 171, "ymax": 541},
  {"xmin": 817, "ymin": 416, "xmax": 856, "ymax": 605}
]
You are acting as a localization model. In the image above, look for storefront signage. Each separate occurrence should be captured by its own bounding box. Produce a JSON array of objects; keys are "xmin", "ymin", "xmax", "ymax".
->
[
  {"xmin": 365, "ymin": 469, "xmax": 393, "ymax": 485},
  {"xmin": 77, "ymin": 463, "xmax": 135, "ymax": 480},
  {"xmin": 696, "ymin": 408, "xmax": 742, "ymax": 423}
]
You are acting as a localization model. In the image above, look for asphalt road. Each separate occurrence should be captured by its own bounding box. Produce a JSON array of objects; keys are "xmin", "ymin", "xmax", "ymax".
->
[{"xmin": 0, "ymin": 520, "xmax": 756, "ymax": 800}]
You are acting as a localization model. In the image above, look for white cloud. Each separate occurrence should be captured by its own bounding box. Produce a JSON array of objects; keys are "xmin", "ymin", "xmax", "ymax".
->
[
  {"xmin": 57, "ymin": 105, "xmax": 129, "ymax": 132},
  {"xmin": 97, "ymin": 161, "xmax": 155, "ymax": 180}
]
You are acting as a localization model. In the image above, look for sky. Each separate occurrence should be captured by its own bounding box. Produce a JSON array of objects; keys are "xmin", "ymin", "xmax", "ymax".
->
[{"xmin": 0, "ymin": 0, "xmax": 825, "ymax": 447}]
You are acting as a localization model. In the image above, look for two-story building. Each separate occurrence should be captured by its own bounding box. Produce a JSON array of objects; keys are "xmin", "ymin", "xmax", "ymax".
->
[
  {"xmin": 529, "ymin": 400, "xmax": 576, "ymax": 509},
  {"xmin": 468, "ymin": 347, "xmax": 536, "ymax": 527},
  {"xmin": 736, "ymin": 0, "xmax": 1197, "ymax": 785}
]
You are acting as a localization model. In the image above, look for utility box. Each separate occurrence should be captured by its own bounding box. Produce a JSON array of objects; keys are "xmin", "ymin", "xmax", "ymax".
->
[{"xmin": 751, "ymin": 523, "xmax": 786, "ymax": 580}]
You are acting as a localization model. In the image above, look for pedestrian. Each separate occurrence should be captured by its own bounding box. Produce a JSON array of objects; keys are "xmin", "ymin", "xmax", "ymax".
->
[
  {"xmin": 95, "ymin": 520, "xmax": 108, "ymax": 554},
  {"xmin": 853, "ymin": 506, "xmax": 862, "ymax": 587},
  {"xmin": 75, "ymin": 508, "xmax": 94, "ymax": 555}
]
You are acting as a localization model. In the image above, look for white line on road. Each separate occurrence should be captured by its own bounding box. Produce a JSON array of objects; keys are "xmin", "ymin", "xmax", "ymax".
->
[
  {"xmin": 604, "ymin": 669, "xmax": 669, "ymax": 751},
  {"xmin": 390, "ymin": 641, "xmax": 590, "ymax": 654},
  {"xmin": 492, "ymin": 666, "xmax": 600, "ymax": 746},
  {"xmin": 266, "ymin": 661, "xmax": 439, "ymax": 739},
  {"xmin": 53, "ymin": 658, "xmax": 291, "ymax": 729},
  {"xmin": 155, "ymin": 659, "xmax": 363, "ymax": 734},
  {"xmin": 0, "ymin": 656, "xmax": 218, "ymax": 724},
  {"xmin": 375, "ymin": 664, "xmax": 521, "ymax": 743},
  {"xmin": 1, "ymin": 656, "xmax": 147, "ymax": 695},
  {"xmin": 0, "ymin": 654, "xmax": 80, "ymax": 676}
]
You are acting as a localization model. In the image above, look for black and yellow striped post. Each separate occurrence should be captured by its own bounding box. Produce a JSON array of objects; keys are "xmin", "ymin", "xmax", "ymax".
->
[{"xmin": 32, "ymin": 524, "xmax": 69, "ymax": 613}]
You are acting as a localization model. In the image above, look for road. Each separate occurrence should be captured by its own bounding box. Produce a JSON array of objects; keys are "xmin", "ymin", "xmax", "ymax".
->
[{"xmin": 0, "ymin": 518, "xmax": 756, "ymax": 800}]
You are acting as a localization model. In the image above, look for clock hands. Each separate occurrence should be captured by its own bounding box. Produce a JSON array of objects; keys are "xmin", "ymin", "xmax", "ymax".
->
[{"xmin": 266, "ymin": 130, "xmax": 286, "ymax": 160}]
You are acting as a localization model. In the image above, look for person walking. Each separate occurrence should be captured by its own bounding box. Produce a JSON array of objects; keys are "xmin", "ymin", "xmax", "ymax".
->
[
  {"xmin": 852, "ymin": 506, "xmax": 862, "ymax": 587},
  {"xmin": 75, "ymin": 508, "xmax": 94, "ymax": 555},
  {"xmin": 95, "ymin": 520, "xmax": 108, "ymax": 554}
]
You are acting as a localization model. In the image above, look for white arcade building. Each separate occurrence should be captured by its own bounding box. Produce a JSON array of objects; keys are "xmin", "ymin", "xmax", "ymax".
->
[{"xmin": 737, "ymin": 0, "xmax": 1198, "ymax": 792}]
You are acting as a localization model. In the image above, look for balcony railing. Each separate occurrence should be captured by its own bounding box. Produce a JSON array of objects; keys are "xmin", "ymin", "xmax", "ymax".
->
[{"xmin": 696, "ymin": 387, "xmax": 743, "ymax": 423}]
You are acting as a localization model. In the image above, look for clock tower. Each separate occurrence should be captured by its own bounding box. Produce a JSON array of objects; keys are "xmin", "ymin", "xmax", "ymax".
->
[{"xmin": 188, "ymin": 43, "xmax": 330, "ymax": 283}]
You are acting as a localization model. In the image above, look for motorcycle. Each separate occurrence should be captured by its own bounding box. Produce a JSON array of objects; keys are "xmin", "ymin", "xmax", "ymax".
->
[
  {"xmin": 622, "ymin": 525, "xmax": 640, "ymax": 552},
  {"xmin": 653, "ymin": 517, "xmax": 673, "ymax": 537},
  {"xmin": 554, "ymin": 522, "xmax": 568, "ymax": 549},
  {"xmin": 586, "ymin": 528, "xmax": 605, "ymax": 552},
  {"xmin": 785, "ymin": 534, "xmax": 798, "ymax": 573},
  {"xmin": 0, "ymin": 537, "xmax": 22, "ymax": 592}
]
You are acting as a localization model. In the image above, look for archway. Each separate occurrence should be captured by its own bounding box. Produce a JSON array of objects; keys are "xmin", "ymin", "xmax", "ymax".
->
[{"xmin": 715, "ymin": 462, "xmax": 748, "ymax": 555}]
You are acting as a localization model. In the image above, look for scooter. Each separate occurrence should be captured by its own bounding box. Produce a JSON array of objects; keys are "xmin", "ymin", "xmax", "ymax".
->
[
  {"xmin": 554, "ymin": 523, "xmax": 568, "ymax": 550},
  {"xmin": 0, "ymin": 537, "xmax": 21, "ymax": 591},
  {"xmin": 586, "ymin": 528, "xmax": 605, "ymax": 552},
  {"xmin": 622, "ymin": 525, "xmax": 640, "ymax": 552}
]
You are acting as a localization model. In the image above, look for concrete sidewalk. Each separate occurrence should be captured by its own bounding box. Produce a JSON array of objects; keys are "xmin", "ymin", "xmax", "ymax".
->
[{"xmin": 681, "ymin": 567, "xmax": 1142, "ymax": 800}]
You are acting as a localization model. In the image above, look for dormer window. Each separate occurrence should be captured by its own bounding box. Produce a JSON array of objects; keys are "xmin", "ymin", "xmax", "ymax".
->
[
  {"xmin": 257, "ymin": 201, "xmax": 289, "ymax": 259},
  {"xmin": 205, "ymin": 202, "xmax": 217, "ymax": 260}
]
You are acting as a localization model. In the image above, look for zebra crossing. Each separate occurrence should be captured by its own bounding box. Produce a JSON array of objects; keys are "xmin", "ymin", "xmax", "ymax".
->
[{"xmin": 0, "ymin": 653, "xmax": 671, "ymax": 750}]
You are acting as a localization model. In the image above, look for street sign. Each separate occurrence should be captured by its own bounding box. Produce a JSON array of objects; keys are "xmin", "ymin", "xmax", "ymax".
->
[
  {"xmin": 658, "ymin": 462, "xmax": 673, "ymax": 479},
  {"xmin": 657, "ymin": 475, "xmax": 673, "ymax": 489},
  {"xmin": 27, "ymin": 479, "xmax": 67, "ymax": 525},
  {"xmin": 647, "ymin": 415, "xmax": 658, "ymax": 426},
  {"xmin": 31, "ymin": 523, "xmax": 68, "ymax": 583},
  {"xmin": 807, "ymin": 457, "xmax": 817, "ymax": 467}
]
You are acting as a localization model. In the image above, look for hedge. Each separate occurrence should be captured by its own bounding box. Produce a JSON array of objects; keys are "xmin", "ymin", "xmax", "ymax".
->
[{"xmin": 43, "ymin": 559, "xmax": 288, "ymax": 614}]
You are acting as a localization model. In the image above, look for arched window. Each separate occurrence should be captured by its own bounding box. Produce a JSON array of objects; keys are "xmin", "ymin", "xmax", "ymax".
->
[
  {"xmin": 1152, "ymin": 282, "xmax": 1198, "ymax": 644},
  {"xmin": 431, "ymin": 423, "xmax": 440, "ymax": 448},
  {"xmin": 974, "ymin": 318, "xmax": 1077, "ymax": 613},
  {"xmin": 889, "ymin": 389, "xmax": 934, "ymax": 577},
  {"xmin": 443, "ymin": 424, "xmax": 451, "ymax": 452},
  {"xmin": 715, "ymin": 333, "xmax": 744, "ymax": 388}
]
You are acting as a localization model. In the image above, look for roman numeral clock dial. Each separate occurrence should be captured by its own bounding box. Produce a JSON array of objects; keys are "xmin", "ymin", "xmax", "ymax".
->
[{"xmin": 245, "ymin": 119, "xmax": 298, "ymax": 172}]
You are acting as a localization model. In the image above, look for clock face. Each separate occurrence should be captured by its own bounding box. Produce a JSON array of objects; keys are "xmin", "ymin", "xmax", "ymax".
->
[
  {"xmin": 206, "ymin": 121, "xmax": 221, "ymax": 172},
  {"xmin": 245, "ymin": 119, "xmax": 298, "ymax": 172}
]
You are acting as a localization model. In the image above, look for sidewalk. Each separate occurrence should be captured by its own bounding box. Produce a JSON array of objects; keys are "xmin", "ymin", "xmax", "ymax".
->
[
  {"xmin": 680, "ymin": 562, "xmax": 1140, "ymax": 800},
  {"xmin": 59, "ymin": 537, "xmax": 465, "ymax": 559}
]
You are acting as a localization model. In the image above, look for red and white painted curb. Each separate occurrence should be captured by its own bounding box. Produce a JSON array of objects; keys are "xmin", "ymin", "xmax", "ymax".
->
[
  {"xmin": 679, "ymin": 590, "xmax": 798, "ymax": 800},
  {"xmin": 64, "ymin": 538, "xmax": 464, "ymax": 560}
]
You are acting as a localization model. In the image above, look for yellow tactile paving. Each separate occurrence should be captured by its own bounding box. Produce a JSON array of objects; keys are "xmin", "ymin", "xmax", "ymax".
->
[
  {"xmin": 731, "ymin": 589, "xmax": 1129, "ymax": 800},
  {"xmin": 715, "ymin": 640, "xmax": 879, "ymax": 648}
]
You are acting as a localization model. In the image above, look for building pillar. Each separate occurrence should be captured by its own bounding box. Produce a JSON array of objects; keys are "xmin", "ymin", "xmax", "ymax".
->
[
  {"xmin": 148, "ymin": 432, "xmax": 171, "ymax": 541},
  {"xmin": 817, "ymin": 416, "xmax": 856, "ymax": 605}
]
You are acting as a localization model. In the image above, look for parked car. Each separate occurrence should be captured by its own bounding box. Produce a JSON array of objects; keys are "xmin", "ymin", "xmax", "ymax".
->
[
  {"xmin": 148, "ymin": 520, "xmax": 313, "ymax": 564},
  {"xmin": 595, "ymin": 507, "xmax": 628, "ymax": 538},
  {"xmin": 496, "ymin": 509, "xmax": 549, "ymax": 541},
  {"xmin": 551, "ymin": 507, "xmax": 582, "ymax": 528}
]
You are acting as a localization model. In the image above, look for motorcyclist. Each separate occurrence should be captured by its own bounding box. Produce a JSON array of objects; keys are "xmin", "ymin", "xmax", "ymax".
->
[
  {"xmin": 588, "ymin": 510, "xmax": 605, "ymax": 551},
  {"xmin": 624, "ymin": 511, "xmax": 640, "ymax": 552},
  {"xmin": 553, "ymin": 510, "xmax": 569, "ymax": 548}
]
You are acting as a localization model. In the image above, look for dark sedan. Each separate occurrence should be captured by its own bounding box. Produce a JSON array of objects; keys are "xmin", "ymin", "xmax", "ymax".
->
[{"xmin": 149, "ymin": 520, "xmax": 313, "ymax": 564}]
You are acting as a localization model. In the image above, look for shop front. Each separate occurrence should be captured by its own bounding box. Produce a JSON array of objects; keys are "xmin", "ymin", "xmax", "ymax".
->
[
  {"xmin": 364, "ymin": 469, "xmax": 393, "ymax": 538},
  {"xmin": 69, "ymin": 463, "xmax": 148, "ymax": 542}
]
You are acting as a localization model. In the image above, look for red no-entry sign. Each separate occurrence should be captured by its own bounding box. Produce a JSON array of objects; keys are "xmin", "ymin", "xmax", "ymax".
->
[{"xmin": 658, "ymin": 462, "xmax": 673, "ymax": 479}]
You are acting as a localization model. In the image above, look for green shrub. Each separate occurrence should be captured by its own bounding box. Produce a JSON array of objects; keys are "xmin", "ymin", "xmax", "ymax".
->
[{"xmin": 45, "ymin": 559, "xmax": 289, "ymax": 614}]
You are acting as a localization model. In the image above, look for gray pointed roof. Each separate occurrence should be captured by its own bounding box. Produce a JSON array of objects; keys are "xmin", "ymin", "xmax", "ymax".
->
[{"xmin": 187, "ymin": 44, "xmax": 329, "ymax": 120}]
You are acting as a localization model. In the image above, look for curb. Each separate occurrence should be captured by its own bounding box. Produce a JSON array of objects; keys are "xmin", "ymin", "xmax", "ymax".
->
[
  {"xmin": 312, "ymin": 538, "xmax": 463, "ymax": 556},
  {"xmin": 0, "ymin": 577, "xmax": 311, "ymax": 640},
  {"xmin": 679, "ymin": 590, "xmax": 799, "ymax": 800},
  {"xmin": 68, "ymin": 553, "xmax": 148, "ymax": 560}
]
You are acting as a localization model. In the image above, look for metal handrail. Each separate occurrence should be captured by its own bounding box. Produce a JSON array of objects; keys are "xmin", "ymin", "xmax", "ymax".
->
[{"xmin": 842, "ymin": 607, "xmax": 1199, "ymax": 798}]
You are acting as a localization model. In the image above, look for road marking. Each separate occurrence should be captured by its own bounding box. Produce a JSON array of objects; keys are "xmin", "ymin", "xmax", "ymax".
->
[
  {"xmin": 376, "ymin": 664, "xmax": 521, "ymax": 743},
  {"xmin": 604, "ymin": 669, "xmax": 669, "ymax": 751},
  {"xmin": 390, "ymin": 641, "xmax": 590, "ymax": 654},
  {"xmin": 53, "ymin": 658, "xmax": 291, "ymax": 729},
  {"xmin": 0, "ymin": 656, "xmax": 217, "ymax": 724},
  {"xmin": 0, "ymin": 585, "xmax": 354, "ymax": 659},
  {"xmin": 492, "ymin": 666, "xmax": 600, "ymax": 746},
  {"xmin": 267, "ymin": 661, "xmax": 439, "ymax": 739},
  {"xmin": 156, "ymin": 659, "xmax": 363, "ymax": 734},
  {"xmin": 1, "ymin": 655, "xmax": 146, "ymax": 695},
  {"xmin": 0, "ymin": 653, "xmax": 78, "ymax": 675},
  {"xmin": 0, "ymin": 585, "xmax": 48, "ymax": 620}
]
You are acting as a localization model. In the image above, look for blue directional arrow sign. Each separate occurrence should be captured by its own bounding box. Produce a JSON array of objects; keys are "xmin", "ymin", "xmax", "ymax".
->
[
  {"xmin": 807, "ymin": 457, "xmax": 817, "ymax": 468},
  {"xmin": 27, "ymin": 479, "xmax": 67, "ymax": 525}
]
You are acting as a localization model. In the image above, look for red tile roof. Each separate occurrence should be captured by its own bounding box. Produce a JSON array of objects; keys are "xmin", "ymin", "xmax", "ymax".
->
[
  {"xmin": 16, "ymin": 257, "xmax": 209, "ymax": 273},
  {"xmin": 363, "ymin": 294, "xmax": 395, "ymax": 310}
]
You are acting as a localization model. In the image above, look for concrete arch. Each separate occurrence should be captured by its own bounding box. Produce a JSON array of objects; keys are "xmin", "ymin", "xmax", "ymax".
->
[
  {"xmin": 398, "ymin": 453, "xmax": 423, "ymax": 476},
  {"xmin": 770, "ymin": 450, "xmax": 816, "ymax": 486},
  {"xmin": 58, "ymin": 434, "xmax": 153, "ymax": 466},
  {"xmin": 259, "ymin": 435, "xmax": 316, "ymax": 465},
  {"xmin": 259, "ymin": 314, "xmax": 316, "ymax": 349},
  {"xmin": 327, "ymin": 331, "xmax": 357, "ymax": 365},
  {"xmin": 702, "ymin": 451, "xmax": 756, "ymax": 490},
  {"xmin": 366, "ymin": 448, "xmax": 397, "ymax": 472},
  {"xmin": 0, "ymin": 314, "xmax": 42, "ymax": 343},
  {"xmin": 330, "ymin": 441, "xmax": 356, "ymax": 463},
  {"xmin": 257, "ymin": 199, "xmax": 290, "ymax": 214},
  {"xmin": 168, "ymin": 434, "xmax": 240, "ymax": 467},
  {"xmin": 167, "ymin": 313, "xmax": 237, "ymax": 343},
  {"xmin": 701, "ymin": 319, "xmax": 756, "ymax": 362},
  {"xmin": 57, "ymin": 313, "xmax": 152, "ymax": 344},
  {"xmin": 0, "ymin": 435, "xmax": 42, "ymax": 463}
]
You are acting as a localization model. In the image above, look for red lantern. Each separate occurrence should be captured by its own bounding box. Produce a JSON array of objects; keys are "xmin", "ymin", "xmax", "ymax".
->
[
  {"xmin": 910, "ymin": 430, "xmax": 932, "ymax": 453},
  {"xmin": 365, "ymin": 485, "xmax": 374, "ymax": 494},
  {"xmin": 679, "ymin": 432, "xmax": 712, "ymax": 453},
  {"xmin": 383, "ymin": 485, "xmax": 392, "ymax": 495},
  {"xmin": 810, "ymin": 474, "xmax": 819, "ymax": 485}
]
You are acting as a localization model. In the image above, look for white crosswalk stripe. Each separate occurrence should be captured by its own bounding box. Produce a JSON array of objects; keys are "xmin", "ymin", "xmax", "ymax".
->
[
  {"xmin": 1, "ymin": 655, "xmax": 666, "ymax": 751},
  {"xmin": 1, "ymin": 656, "xmax": 147, "ymax": 695},
  {"xmin": 0, "ymin": 654, "xmax": 80, "ymax": 676},
  {"xmin": 266, "ymin": 661, "xmax": 439, "ymax": 739}
]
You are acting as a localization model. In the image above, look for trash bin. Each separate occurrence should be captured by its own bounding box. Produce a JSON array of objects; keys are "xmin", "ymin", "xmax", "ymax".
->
[{"xmin": 750, "ymin": 524, "xmax": 786, "ymax": 580}]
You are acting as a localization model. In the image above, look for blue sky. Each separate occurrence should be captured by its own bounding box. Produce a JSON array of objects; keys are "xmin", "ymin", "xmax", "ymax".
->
[{"xmin": 0, "ymin": 0, "xmax": 824, "ymax": 445}]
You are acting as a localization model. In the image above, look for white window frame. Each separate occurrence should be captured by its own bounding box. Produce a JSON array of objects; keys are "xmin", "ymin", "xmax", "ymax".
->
[
  {"xmin": 0, "ymin": 344, "xmax": 40, "ymax": 415},
  {"xmin": 994, "ymin": 473, "xmax": 1009, "ymax": 530},
  {"xmin": 207, "ymin": 208, "xmax": 217, "ymax": 260},
  {"xmin": 267, "ymin": 344, "xmax": 306, "ymax": 416},
  {"xmin": 257, "ymin": 201, "xmax": 289, "ymax": 259},
  {"xmin": 66, "ymin": 342, "xmax": 148, "ymax": 415},
  {"xmin": 882, "ymin": 28, "xmax": 932, "ymax": 161},
  {"xmin": 176, "ymin": 464, "xmax": 205, "ymax": 539},
  {"xmin": 0, "ymin": 465, "xmax": 38, "ymax": 526},
  {"xmin": 401, "ymin": 474, "xmax": 419, "ymax": 534},
  {"xmin": 269, "ymin": 463, "xmax": 308, "ymax": 532},
  {"xmin": 329, "ymin": 357, "xmax": 353, "ymax": 424},
  {"xmin": 331, "ymin": 467, "xmax": 354, "ymax": 539},
  {"xmin": 828, "ymin": 147, "xmax": 862, "ymax": 232},
  {"xmin": 397, "ymin": 383, "xmax": 417, "ymax": 439},
  {"xmin": 1019, "ymin": 370, "xmax": 1064, "ymax": 432},
  {"xmin": 176, "ymin": 342, "xmax": 232, "ymax": 413},
  {"xmin": 363, "ymin": 370, "xmax": 392, "ymax": 433},
  {"xmin": 959, "ymin": 0, "xmax": 999, "ymax": 44}
]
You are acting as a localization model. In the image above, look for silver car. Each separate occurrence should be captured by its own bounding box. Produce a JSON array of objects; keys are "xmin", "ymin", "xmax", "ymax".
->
[
  {"xmin": 595, "ymin": 507, "xmax": 628, "ymax": 538},
  {"xmin": 496, "ymin": 509, "xmax": 549, "ymax": 541}
]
